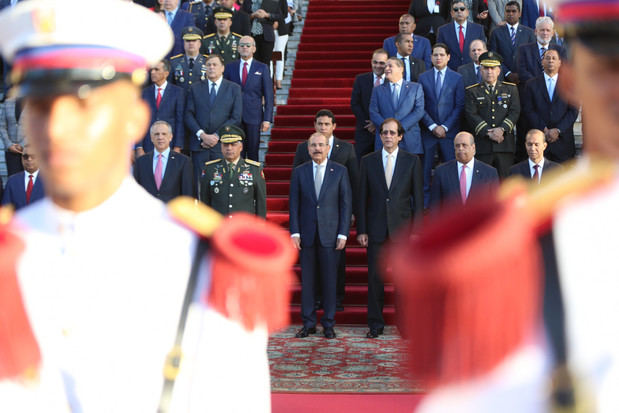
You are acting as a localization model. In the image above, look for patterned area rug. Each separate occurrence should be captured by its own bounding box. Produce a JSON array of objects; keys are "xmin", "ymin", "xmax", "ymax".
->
[{"xmin": 269, "ymin": 325, "xmax": 422, "ymax": 393}]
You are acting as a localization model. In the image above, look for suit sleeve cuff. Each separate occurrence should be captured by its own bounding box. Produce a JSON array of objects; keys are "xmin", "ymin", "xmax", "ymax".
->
[
  {"xmin": 291, "ymin": 233, "xmax": 300, "ymax": 238},
  {"xmin": 337, "ymin": 234, "xmax": 347, "ymax": 240},
  {"xmin": 196, "ymin": 129, "xmax": 204, "ymax": 139},
  {"xmin": 428, "ymin": 123, "xmax": 437, "ymax": 131},
  {"xmin": 441, "ymin": 125, "xmax": 448, "ymax": 132}
]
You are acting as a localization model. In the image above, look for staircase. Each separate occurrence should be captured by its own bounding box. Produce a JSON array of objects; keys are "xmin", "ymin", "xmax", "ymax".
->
[{"xmin": 265, "ymin": 0, "xmax": 412, "ymax": 325}]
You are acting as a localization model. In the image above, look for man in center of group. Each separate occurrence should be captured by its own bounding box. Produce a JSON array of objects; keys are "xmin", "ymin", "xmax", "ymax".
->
[{"xmin": 289, "ymin": 132, "xmax": 352, "ymax": 340}]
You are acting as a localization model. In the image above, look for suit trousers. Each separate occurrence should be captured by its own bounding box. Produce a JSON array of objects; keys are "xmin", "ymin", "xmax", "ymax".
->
[
  {"xmin": 422, "ymin": 135, "xmax": 455, "ymax": 208},
  {"xmin": 5, "ymin": 150, "xmax": 24, "ymax": 176},
  {"xmin": 241, "ymin": 121, "xmax": 261, "ymax": 162},
  {"xmin": 192, "ymin": 143, "xmax": 223, "ymax": 190},
  {"xmin": 314, "ymin": 247, "xmax": 347, "ymax": 306},
  {"xmin": 476, "ymin": 152, "xmax": 514, "ymax": 179},
  {"xmin": 355, "ymin": 129, "xmax": 375, "ymax": 164},
  {"xmin": 253, "ymin": 34, "xmax": 274, "ymax": 65},
  {"xmin": 367, "ymin": 241, "xmax": 386, "ymax": 330},
  {"xmin": 300, "ymin": 241, "xmax": 339, "ymax": 329}
]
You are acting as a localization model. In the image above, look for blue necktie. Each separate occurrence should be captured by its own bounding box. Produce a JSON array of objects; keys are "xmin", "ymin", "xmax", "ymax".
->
[
  {"xmin": 166, "ymin": 11, "xmax": 173, "ymax": 26},
  {"xmin": 510, "ymin": 26, "xmax": 516, "ymax": 47},
  {"xmin": 540, "ymin": 47, "xmax": 547, "ymax": 59},
  {"xmin": 392, "ymin": 83, "xmax": 399, "ymax": 108},
  {"xmin": 476, "ymin": 65, "xmax": 481, "ymax": 82},
  {"xmin": 209, "ymin": 82, "xmax": 216, "ymax": 105},
  {"xmin": 401, "ymin": 57, "xmax": 408, "ymax": 81},
  {"xmin": 435, "ymin": 70, "xmax": 443, "ymax": 99}
]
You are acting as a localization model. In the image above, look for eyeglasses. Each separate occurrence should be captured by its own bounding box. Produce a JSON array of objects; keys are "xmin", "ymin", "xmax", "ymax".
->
[
  {"xmin": 22, "ymin": 154, "xmax": 35, "ymax": 160},
  {"xmin": 380, "ymin": 130, "xmax": 398, "ymax": 136},
  {"xmin": 239, "ymin": 43, "xmax": 253, "ymax": 47},
  {"xmin": 372, "ymin": 60, "xmax": 386, "ymax": 65},
  {"xmin": 453, "ymin": 7, "xmax": 466, "ymax": 11}
]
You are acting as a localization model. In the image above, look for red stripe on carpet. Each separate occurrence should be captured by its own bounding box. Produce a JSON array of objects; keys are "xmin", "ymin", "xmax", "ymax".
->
[{"xmin": 272, "ymin": 393, "xmax": 424, "ymax": 413}]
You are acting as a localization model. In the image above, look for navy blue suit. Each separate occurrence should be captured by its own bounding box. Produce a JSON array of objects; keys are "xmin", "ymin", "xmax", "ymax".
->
[
  {"xmin": 489, "ymin": 24, "xmax": 536, "ymax": 74},
  {"xmin": 436, "ymin": 22, "xmax": 487, "ymax": 71},
  {"xmin": 168, "ymin": 9, "xmax": 196, "ymax": 58},
  {"xmin": 139, "ymin": 83, "xmax": 185, "ymax": 151},
  {"xmin": 509, "ymin": 158, "xmax": 560, "ymax": 180},
  {"xmin": 419, "ymin": 67, "xmax": 465, "ymax": 207},
  {"xmin": 1, "ymin": 171, "xmax": 45, "ymax": 210},
  {"xmin": 185, "ymin": 78, "xmax": 242, "ymax": 181},
  {"xmin": 430, "ymin": 159, "xmax": 499, "ymax": 208},
  {"xmin": 289, "ymin": 160, "xmax": 352, "ymax": 329},
  {"xmin": 521, "ymin": 0, "xmax": 553, "ymax": 29},
  {"xmin": 458, "ymin": 62, "xmax": 505, "ymax": 87},
  {"xmin": 516, "ymin": 42, "xmax": 545, "ymax": 85},
  {"xmin": 369, "ymin": 80, "xmax": 425, "ymax": 154},
  {"xmin": 350, "ymin": 72, "xmax": 378, "ymax": 160},
  {"xmin": 224, "ymin": 59, "xmax": 274, "ymax": 161},
  {"xmin": 522, "ymin": 75, "xmax": 579, "ymax": 162},
  {"xmin": 382, "ymin": 34, "xmax": 432, "ymax": 68},
  {"xmin": 133, "ymin": 151, "xmax": 194, "ymax": 202}
]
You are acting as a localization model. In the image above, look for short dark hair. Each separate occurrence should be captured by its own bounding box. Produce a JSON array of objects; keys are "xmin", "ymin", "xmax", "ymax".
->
[
  {"xmin": 433, "ymin": 42, "xmax": 450, "ymax": 55},
  {"xmin": 315, "ymin": 109, "xmax": 336, "ymax": 124},
  {"xmin": 206, "ymin": 54, "xmax": 225, "ymax": 65},
  {"xmin": 395, "ymin": 33, "xmax": 411, "ymax": 45},
  {"xmin": 160, "ymin": 59, "xmax": 171, "ymax": 73},
  {"xmin": 451, "ymin": 0, "xmax": 466, "ymax": 8},
  {"xmin": 372, "ymin": 48, "xmax": 388, "ymax": 58},
  {"xmin": 544, "ymin": 44, "xmax": 567, "ymax": 60},
  {"xmin": 505, "ymin": 1, "xmax": 521, "ymax": 12},
  {"xmin": 380, "ymin": 118, "xmax": 405, "ymax": 136}
]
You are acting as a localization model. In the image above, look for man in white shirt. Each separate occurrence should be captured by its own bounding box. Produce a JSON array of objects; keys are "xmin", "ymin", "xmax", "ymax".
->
[{"xmin": 508, "ymin": 129, "xmax": 560, "ymax": 182}]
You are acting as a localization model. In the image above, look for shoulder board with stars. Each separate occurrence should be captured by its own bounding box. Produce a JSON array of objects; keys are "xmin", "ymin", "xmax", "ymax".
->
[
  {"xmin": 170, "ymin": 54, "xmax": 184, "ymax": 60},
  {"xmin": 231, "ymin": 32, "xmax": 242, "ymax": 37},
  {"xmin": 466, "ymin": 83, "xmax": 480, "ymax": 89},
  {"xmin": 203, "ymin": 33, "xmax": 216, "ymax": 39},
  {"xmin": 245, "ymin": 159, "xmax": 262, "ymax": 167},
  {"xmin": 204, "ymin": 159, "xmax": 222, "ymax": 166},
  {"xmin": 502, "ymin": 81, "xmax": 517, "ymax": 86}
]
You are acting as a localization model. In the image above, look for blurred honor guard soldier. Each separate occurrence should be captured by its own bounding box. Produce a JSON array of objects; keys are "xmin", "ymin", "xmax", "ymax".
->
[
  {"xmin": 351, "ymin": 49, "xmax": 388, "ymax": 161},
  {"xmin": 0, "ymin": 1, "xmax": 295, "ymax": 412},
  {"xmin": 1, "ymin": 145, "xmax": 45, "ymax": 210},
  {"xmin": 134, "ymin": 120, "xmax": 194, "ymax": 202},
  {"xmin": 200, "ymin": 7, "xmax": 241, "ymax": 65},
  {"xmin": 170, "ymin": 26, "xmax": 209, "ymax": 91},
  {"xmin": 185, "ymin": 53, "xmax": 242, "ymax": 183},
  {"xmin": 224, "ymin": 35, "xmax": 273, "ymax": 162},
  {"xmin": 465, "ymin": 51, "xmax": 520, "ymax": 178},
  {"xmin": 199, "ymin": 125, "xmax": 266, "ymax": 218},
  {"xmin": 181, "ymin": 0, "xmax": 215, "ymax": 33},
  {"xmin": 137, "ymin": 59, "xmax": 185, "ymax": 157}
]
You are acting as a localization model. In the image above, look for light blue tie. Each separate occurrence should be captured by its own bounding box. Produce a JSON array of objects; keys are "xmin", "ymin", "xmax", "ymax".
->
[
  {"xmin": 547, "ymin": 77, "xmax": 554, "ymax": 100},
  {"xmin": 392, "ymin": 83, "xmax": 399, "ymax": 108},
  {"xmin": 166, "ymin": 11, "xmax": 173, "ymax": 26},
  {"xmin": 435, "ymin": 70, "xmax": 443, "ymax": 99}
]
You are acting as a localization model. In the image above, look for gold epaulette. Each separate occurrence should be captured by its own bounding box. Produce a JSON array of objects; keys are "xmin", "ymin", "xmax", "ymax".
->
[
  {"xmin": 168, "ymin": 197, "xmax": 223, "ymax": 238},
  {"xmin": 0, "ymin": 205, "xmax": 14, "ymax": 225},
  {"xmin": 203, "ymin": 33, "xmax": 215, "ymax": 39},
  {"xmin": 245, "ymin": 159, "xmax": 261, "ymax": 167},
  {"xmin": 502, "ymin": 81, "xmax": 517, "ymax": 86},
  {"xmin": 170, "ymin": 54, "xmax": 184, "ymax": 60},
  {"xmin": 498, "ymin": 157, "xmax": 617, "ymax": 228},
  {"xmin": 202, "ymin": 54, "xmax": 209, "ymax": 58},
  {"xmin": 204, "ymin": 159, "xmax": 222, "ymax": 166},
  {"xmin": 466, "ymin": 83, "xmax": 479, "ymax": 89},
  {"xmin": 231, "ymin": 32, "xmax": 242, "ymax": 37}
]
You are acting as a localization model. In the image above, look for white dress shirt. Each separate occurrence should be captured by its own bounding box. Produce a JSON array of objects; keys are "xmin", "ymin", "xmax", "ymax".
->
[
  {"xmin": 152, "ymin": 147, "xmax": 171, "ymax": 176},
  {"xmin": 154, "ymin": 81, "xmax": 167, "ymax": 99},
  {"xmin": 457, "ymin": 158, "xmax": 475, "ymax": 199},
  {"xmin": 528, "ymin": 157, "xmax": 545, "ymax": 182},
  {"xmin": 239, "ymin": 58, "xmax": 253, "ymax": 80},
  {"xmin": 23, "ymin": 169, "xmax": 40, "ymax": 190},
  {"xmin": 454, "ymin": 21, "xmax": 468, "ymax": 39},
  {"xmin": 382, "ymin": 146, "xmax": 399, "ymax": 184},
  {"xmin": 373, "ymin": 73, "xmax": 385, "ymax": 86}
]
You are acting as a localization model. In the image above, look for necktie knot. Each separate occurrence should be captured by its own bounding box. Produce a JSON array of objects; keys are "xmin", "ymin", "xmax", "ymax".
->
[
  {"xmin": 189, "ymin": 57, "xmax": 194, "ymax": 69},
  {"xmin": 29, "ymin": 174, "xmax": 33, "ymax": 179}
]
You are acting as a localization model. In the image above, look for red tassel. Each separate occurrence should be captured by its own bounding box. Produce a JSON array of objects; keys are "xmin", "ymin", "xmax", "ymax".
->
[
  {"xmin": 386, "ymin": 192, "xmax": 541, "ymax": 388},
  {"xmin": 0, "ymin": 224, "xmax": 41, "ymax": 379},
  {"xmin": 207, "ymin": 213, "xmax": 297, "ymax": 333}
]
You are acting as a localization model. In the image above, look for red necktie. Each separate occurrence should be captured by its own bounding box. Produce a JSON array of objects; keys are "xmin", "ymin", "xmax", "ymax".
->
[
  {"xmin": 25, "ymin": 174, "xmax": 33, "ymax": 204},
  {"xmin": 532, "ymin": 164, "xmax": 540, "ymax": 183},
  {"xmin": 458, "ymin": 25, "xmax": 465, "ymax": 53},
  {"xmin": 460, "ymin": 165, "xmax": 467, "ymax": 204},
  {"xmin": 374, "ymin": 76, "xmax": 381, "ymax": 87},
  {"xmin": 156, "ymin": 87, "xmax": 162, "ymax": 109},
  {"xmin": 538, "ymin": 1, "xmax": 545, "ymax": 16},
  {"xmin": 242, "ymin": 62, "xmax": 248, "ymax": 86}
]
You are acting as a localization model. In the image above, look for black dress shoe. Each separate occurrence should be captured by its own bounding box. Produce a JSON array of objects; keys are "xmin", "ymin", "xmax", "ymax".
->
[
  {"xmin": 295, "ymin": 327, "xmax": 317, "ymax": 338},
  {"xmin": 324, "ymin": 327, "xmax": 336, "ymax": 339},
  {"xmin": 366, "ymin": 327, "xmax": 384, "ymax": 338}
]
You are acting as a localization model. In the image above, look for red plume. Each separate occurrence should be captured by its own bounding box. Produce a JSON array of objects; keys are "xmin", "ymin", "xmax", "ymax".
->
[
  {"xmin": 207, "ymin": 213, "xmax": 297, "ymax": 333},
  {"xmin": 0, "ymin": 223, "xmax": 41, "ymax": 379}
]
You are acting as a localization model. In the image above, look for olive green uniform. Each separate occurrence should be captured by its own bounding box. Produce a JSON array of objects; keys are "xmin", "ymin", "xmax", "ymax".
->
[
  {"xmin": 465, "ymin": 81, "xmax": 521, "ymax": 178},
  {"xmin": 200, "ymin": 32, "xmax": 242, "ymax": 65},
  {"xmin": 200, "ymin": 158, "xmax": 267, "ymax": 218}
]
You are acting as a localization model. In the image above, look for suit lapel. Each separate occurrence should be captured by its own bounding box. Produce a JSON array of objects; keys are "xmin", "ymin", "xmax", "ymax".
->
[
  {"xmin": 212, "ymin": 81, "xmax": 225, "ymax": 107},
  {"xmin": 306, "ymin": 162, "xmax": 319, "ymax": 202},
  {"xmin": 389, "ymin": 151, "xmax": 407, "ymax": 194},
  {"xmin": 398, "ymin": 82, "xmax": 409, "ymax": 106},
  {"xmin": 539, "ymin": 76, "xmax": 551, "ymax": 104},
  {"xmin": 146, "ymin": 153, "xmax": 158, "ymax": 189},
  {"xmin": 161, "ymin": 153, "xmax": 176, "ymax": 188}
]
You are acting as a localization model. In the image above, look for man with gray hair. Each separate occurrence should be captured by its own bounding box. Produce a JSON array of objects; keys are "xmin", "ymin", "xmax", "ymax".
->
[
  {"xmin": 516, "ymin": 16, "xmax": 561, "ymax": 86},
  {"xmin": 134, "ymin": 120, "xmax": 194, "ymax": 202}
]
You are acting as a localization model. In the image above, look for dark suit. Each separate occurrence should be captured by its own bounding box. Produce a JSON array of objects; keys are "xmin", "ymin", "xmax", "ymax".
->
[
  {"xmin": 383, "ymin": 34, "xmax": 432, "ymax": 68},
  {"xmin": 458, "ymin": 62, "xmax": 505, "ymax": 87},
  {"xmin": 430, "ymin": 159, "xmax": 499, "ymax": 207},
  {"xmin": 397, "ymin": 55, "xmax": 426, "ymax": 83},
  {"xmin": 521, "ymin": 0, "xmax": 553, "ymax": 29},
  {"xmin": 408, "ymin": 0, "xmax": 449, "ymax": 43},
  {"xmin": 289, "ymin": 160, "xmax": 352, "ymax": 329},
  {"xmin": 184, "ymin": 78, "xmax": 242, "ymax": 182},
  {"xmin": 350, "ymin": 72, "xmax": 380, "ymax": 160},
  {"xmin": 508, "ymin": 158, "xmax": 560, "ymax": 180},
  {"xmin": 224, "ymin": 59, "xmax": 274, "ymax": 161},
  {"xmin": 358, "ymin": 149, "xmax": 423, "ymax": 330},
  {"xmin": 522, "ymin": 75, "xmax": 579, "ymax": 162},
  {"xmin": 139, "ymin": 83, "xmax": 185, "ymax": 152},
  {"xmin": 489, "ymin": 24, "xmax": 536, "ymax": 74},
  {"xmin": 436, "ymin": 22, "xmax": 487, "ymax": 71},
  {"xmin": 516, "ymin": 42, "xmax": 546, "ymax": 85},
  {"xmin": 168, "ymin": 9, "xmax": 197, "ymax": 58},
  {"xmin": 133, "ymin": 150, "xmax": 194, "ymax": 202},
  {"xmin": 419, "ymin": 67, "xmax": 465, "ymax": 207},
  {"xmin": 1, "ymin": 171, "xmax": 45, "ymax": 210},
  {"xmin": 369, "ymin": 80, "xmax": 425, "ymax": 154}
]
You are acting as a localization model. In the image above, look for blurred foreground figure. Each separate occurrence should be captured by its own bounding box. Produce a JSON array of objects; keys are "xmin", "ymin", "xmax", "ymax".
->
[
  {"xmin": 387, "ymin": 0, "xmax": 619, "ymax": 411},
  {"xmin": 0, "ymin": 1, "xmax": 295, "ymax": 412}
]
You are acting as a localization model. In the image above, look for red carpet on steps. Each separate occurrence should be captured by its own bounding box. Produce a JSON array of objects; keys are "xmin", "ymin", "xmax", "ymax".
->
[
  {"xmin": 272, "ymin": 393, "xmax": 424, "ymax": 413},
  {"xmin": 266, "ymin": 0, "xmax": 411, "ymax": 325}
]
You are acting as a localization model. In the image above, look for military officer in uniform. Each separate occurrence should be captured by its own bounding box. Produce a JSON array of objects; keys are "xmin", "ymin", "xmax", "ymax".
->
[
  {"xmin": 169, "ymin": 26, "xmax": 209, "ymax": 91},
  {"xmin": 464, "ymin": 51, "xmax": 520, "ymax": 178},
  {"xmin": 200, "ymin": 7, "xmax": 241, "ymax": 65},
  {"xmin": 200, "ymin": 125, "xmax": 267, "ymax": 218},
  {"xmin": 182, "ymin": 0, "xmax": 215, "ymax": 34}
]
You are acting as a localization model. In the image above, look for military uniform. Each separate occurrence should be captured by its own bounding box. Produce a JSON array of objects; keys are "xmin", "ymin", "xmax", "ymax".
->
[
  {"xmin": 200, "ymin": 158, "xmax": 266, "ymax": 218},
  {"xmin": 183, "ymin": 0, "xmax": 214, "ymax": 34},
  {"xmin": 200, "ymin": 32, "xmax": 242, "ymax": 65},
  {"xmin": 464, "ymin": 52, "xmax": 520, "ymax": 178},
  {"xmin": 169, "ymin": 53, "xmax": 209, "ymax": 90}
]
